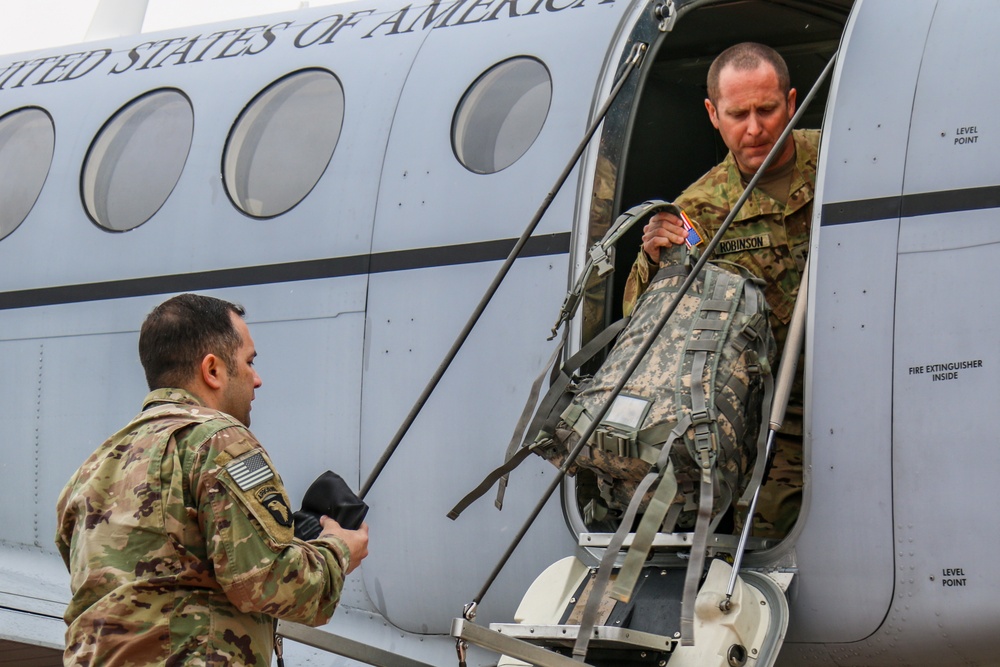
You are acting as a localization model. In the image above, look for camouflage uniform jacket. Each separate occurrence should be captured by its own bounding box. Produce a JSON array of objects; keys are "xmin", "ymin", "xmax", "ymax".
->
[
  {"xmin": 622, "ymin": 128, "xmax": 819, "ymax": 337},
  {"xmin": 55, "ymin": 388, "xmax": 352, "ymax": 666}
]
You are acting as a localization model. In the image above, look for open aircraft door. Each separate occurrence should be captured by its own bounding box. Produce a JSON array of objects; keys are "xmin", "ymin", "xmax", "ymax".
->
[{"xmin": 794, "ymin": 0, "xmax": 1000, "ymax": 662}]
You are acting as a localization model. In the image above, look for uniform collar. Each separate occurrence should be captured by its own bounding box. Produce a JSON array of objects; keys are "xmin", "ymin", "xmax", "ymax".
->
[
  {"xmin": 142, "ymin": 387, "xmax": 205, "ymax": 411},
  {"xmin": 722, "ymin": 129, "xmax": 816, "ymax": 221}
]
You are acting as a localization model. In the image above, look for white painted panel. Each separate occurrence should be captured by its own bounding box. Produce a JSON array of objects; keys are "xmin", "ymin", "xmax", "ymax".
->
[
  {"xmin": 904, "ymin": 0, "xmax": 1000, "ymax": 195},
  {"xmin": 0, "ymin": 0, "xmax": 419, "ymax": 291},
  {"xmin": 360, "ymin": 255, "xmax": 575, "ymax": 634},
  {"xmin": 890, "ymin": 225, "xmax": 1000, "ymax": 662},
  {"xmin": 793, "ymin": 220, "xmax": 898, "ymax": 643},
  {"xmin": 818, "ymin": 0, "xmax": 935, "ymax": 207}
]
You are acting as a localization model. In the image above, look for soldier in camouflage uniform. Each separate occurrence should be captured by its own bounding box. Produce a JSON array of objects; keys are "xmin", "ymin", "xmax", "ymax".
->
[
  {"xmin": 622, "ymin": 43, "xmax": 818, "ymax": 538},
  {"xmin": 55, "ymin": 293, "xmax": 369, "ymax": 666}
]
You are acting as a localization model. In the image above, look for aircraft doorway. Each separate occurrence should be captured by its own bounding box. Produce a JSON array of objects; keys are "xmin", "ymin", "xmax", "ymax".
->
[{"xmin": 570, "ymin": 0, "xmax": 852, "ymax": 545}]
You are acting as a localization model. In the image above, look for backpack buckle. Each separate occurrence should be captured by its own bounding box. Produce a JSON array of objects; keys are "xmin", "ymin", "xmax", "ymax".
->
[
  {"xmin": 743, "ymin": 313, "xmax": 764, "ymax": 341},
  {"xmin": 690, "ymin": 408, "xmax": 711, "ymax": 426},
  {"xmin": 691, "ymin": 418, "xmax": 717, "ymax": 471}
]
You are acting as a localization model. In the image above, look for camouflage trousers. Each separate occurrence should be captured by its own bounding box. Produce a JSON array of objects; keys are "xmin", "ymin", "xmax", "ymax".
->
[{"xmin": 737, "ymin": 432, "xmax": 803, "ymax": 539}]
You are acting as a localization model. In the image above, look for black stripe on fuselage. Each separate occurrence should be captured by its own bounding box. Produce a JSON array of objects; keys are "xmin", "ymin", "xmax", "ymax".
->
[
  {"xmin": 821, "ymin": 184, "xmax": 1000, "ymax": 226},
  {"xmin": 0, "ymin": 232, "xmax": 571, "ymax": 311}
]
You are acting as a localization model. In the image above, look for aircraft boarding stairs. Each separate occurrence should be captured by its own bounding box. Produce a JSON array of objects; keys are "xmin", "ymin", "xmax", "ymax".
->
[{"xmin": 451, "ymin": 531, "xmax": 792, "ymax": 667}]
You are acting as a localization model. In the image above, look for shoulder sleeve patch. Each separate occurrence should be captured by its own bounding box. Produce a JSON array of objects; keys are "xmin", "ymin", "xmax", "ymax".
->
[
  {"xmin": 226, "ymin": 452, "xmax": 275, "ymax": 491},
  {"xmin": 253, "ymin": 483, "xmax": 294, "ymax": 528},
  {"xmin": 217, "ymin": 448, "xmax": 295, "ymax": 546}
]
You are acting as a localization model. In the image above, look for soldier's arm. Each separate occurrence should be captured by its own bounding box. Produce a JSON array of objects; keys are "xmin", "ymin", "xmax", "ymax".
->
[
  {"xmin": 200, "ymin": 431, "xmax": 348, "ymax": 626},
  {"xmin": 54, "ymin": 478, "xmax": 76, "ymax": 570},
  {"xmin": 317, "ymin": 515, "xmax": 368, "ymax": 575},
  {"xmin": 621, "ymin": 248, "xmax": 654, "ymax": 317},
  {"xmin": 626, "ymin": 159, "xmax": 730, "ymax": 316}
]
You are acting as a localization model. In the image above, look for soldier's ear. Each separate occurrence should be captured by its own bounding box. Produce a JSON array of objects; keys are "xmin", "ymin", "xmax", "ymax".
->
[
  {"xmin": 704, "ymin": 98, "xmax": 720, "ymax": 129},
  {"xmin": 200, "ymin": 354, "xmax": 225, "ymax": 390}
]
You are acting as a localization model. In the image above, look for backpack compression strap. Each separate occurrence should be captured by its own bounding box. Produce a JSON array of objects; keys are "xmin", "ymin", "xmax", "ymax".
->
[
  {"xmin": 494, "ymin": 341, "xmax": 564, "ymax": 510},
  {"xmin": 570, "ymin": 447, "xmax": 681, "ymax": 662},
  {"xmin": 718, "ymin": 274, "xmax": 776, "ymax": 508},
  {"xmin": 448, "ymin": 316, "xmax": 629, "ymax": 520}
]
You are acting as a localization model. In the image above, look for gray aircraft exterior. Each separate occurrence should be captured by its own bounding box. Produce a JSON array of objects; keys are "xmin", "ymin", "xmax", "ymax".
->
[{"xmin": 0, "ymin": 0, "xmax": 996, "ymax": 665}]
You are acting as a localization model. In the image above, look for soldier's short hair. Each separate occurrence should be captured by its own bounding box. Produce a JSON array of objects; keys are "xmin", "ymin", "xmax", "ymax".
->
[
  {"xmin": 139, "ymin": 294, "xmax": 246, "ymax": 390},
  {"xmin": 706, "ymin": 42, "xmax": 790, "ymax": 104}
]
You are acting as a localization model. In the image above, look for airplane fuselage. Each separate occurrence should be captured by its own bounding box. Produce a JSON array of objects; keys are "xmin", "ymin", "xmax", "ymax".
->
[{"xmin": 2, "ymin": 0, "xmax": 999, "ymax": 665}]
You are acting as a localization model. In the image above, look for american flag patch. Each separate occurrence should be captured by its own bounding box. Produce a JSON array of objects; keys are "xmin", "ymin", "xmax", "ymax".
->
[
  {"xmin": 227, "ymin": 452, "xmax": 274, "ymax": 490},
  {"xmin": 679, "ymin": 210, "xmax": 702, "ymax": 248}
]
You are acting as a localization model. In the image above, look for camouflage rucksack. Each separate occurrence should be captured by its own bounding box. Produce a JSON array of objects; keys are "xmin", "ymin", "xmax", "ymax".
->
[
  {"xmin": 541, "ymin": 243, "xmax": 775, "ymax": 534},
  {"xmin": 449, "ymin": 201, "xmax": 776, "ymax": 638},
  {"xmin": 533, "ymin": 237, "xmax": 776, "ymax": 621}
]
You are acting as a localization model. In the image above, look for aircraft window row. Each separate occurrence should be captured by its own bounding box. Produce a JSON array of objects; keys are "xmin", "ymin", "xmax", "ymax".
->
[
  {"xmin": 453, "ymin": 57, "xmax": 552, "ymax": 175},
  {"xmin": 83, "ymin": 89, "xmax": 194, "ymax": 232},
  {"xmin": 224, "ymin": 69, "xmax": 345, "ymax": 219},
  {"xmin": 0, "ymin": 57, "xmax": 554, "ymax": 242},
  {"xmin": 0, "ymin": 107, "xmax": 54, "ymax": 242}
]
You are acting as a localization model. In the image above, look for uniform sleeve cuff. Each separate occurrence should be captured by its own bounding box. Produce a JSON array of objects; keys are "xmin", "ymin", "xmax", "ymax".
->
[
  {"xmin": 637, "ymin": 249, "xmax": 654, "ymax": 278},
  {"xmin": 317, "ymin": 534, "xmax": 351, "ymax": 574}
]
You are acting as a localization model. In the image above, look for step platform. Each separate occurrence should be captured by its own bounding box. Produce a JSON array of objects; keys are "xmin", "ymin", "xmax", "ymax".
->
[{"xmin": 452, "ymin": 551, "xmax": 790, "ymax": 667}]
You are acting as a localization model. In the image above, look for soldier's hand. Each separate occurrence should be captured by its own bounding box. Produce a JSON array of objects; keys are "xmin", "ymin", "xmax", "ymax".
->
[
  {"xmin": 319, "ymin": 515, "xmax": 369, "ymax": 575},
  {"xmin": 641, "ymin": 212, "xmax": 687, "ymax": 264}
]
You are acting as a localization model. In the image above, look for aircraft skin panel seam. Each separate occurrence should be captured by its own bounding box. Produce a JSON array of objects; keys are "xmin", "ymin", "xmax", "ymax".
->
[
  {"xmin": 884, "ymin": 0, "xmax": 934, "ymax": 648},
  {"xmin": 882, "ymin": 216, "xmax": 903, "ymax": 645},
  {"xmin": 0, "ymin": 232, "xmax": 571, "ymax": 311},
  {"xmin": 819, "ymin": 183, "xmax": 1000, "ymax": 226},
  {"xmin": 31, "ymin": 343, "xmax": 43, "ymax": 548},
  {"xmin": 356, "ymin": 20, "xmax": 434, "ymax": 554},
  {"xmin": 883, "ymin": 0, "xmax": 941, "ymax": 651}
]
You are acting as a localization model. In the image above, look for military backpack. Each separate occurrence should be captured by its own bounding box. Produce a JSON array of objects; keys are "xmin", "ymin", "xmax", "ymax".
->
[
  {"xmin": 450, "ymin": 201, "xmax": 777, "ymax": 641},
  {"xmin": 540, "ymin": 242, "xmax": 775, "ymax": 536}
]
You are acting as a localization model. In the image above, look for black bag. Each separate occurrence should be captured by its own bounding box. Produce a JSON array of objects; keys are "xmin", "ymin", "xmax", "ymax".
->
[{"xmin": 293, "ymin": 470, "xmax": 368, "ymax": 540}]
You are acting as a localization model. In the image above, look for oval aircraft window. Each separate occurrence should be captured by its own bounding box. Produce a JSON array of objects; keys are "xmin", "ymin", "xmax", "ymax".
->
[
  {"xmin": 82, "ymin": 89, "xmax": 193, "ymax": 232},
  {"xmin": 453, "ymin": 57, "xmax": 552, "ymax": 174},
  {"xmin": 0, "ymin": 107, "xmax": 54, "ymax": 242},
  {"xmin": 223, "ymin": 69, "xmax": 345, "ymax": 218}
]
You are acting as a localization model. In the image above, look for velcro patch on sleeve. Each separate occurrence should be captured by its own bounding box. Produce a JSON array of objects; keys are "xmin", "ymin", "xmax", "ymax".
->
[
  {"xmin": 226, "ymin": 452, "xmax": 274, "ymax": 490},
  {"xmin": 218, "ymin": 449, "xmax": 295, "ymax": 546},
  {"xmin": 254, "ymin": 483, "xmax": 294, "ymax": 528}
]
